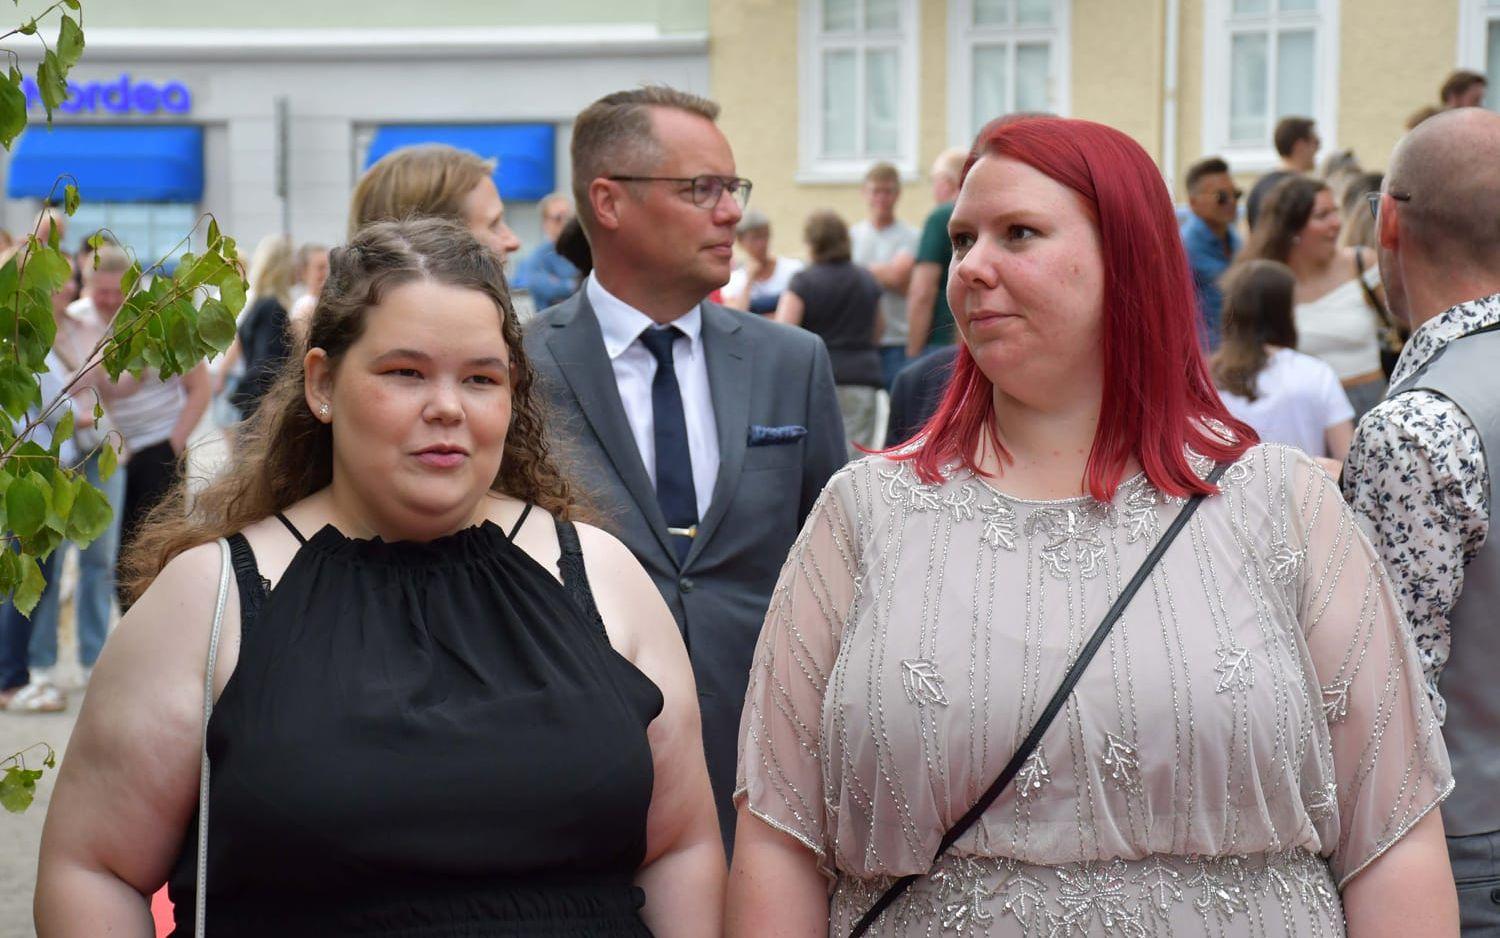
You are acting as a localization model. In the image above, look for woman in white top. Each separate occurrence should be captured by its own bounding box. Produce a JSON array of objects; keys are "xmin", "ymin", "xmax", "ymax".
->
[
  {"xmin": 1241, "ymin": 176, "xmax": 1387, "ymax": 419},
  {"xmin": 723, "ymin": 211, "xmax": 803, "ymax": 315},
  {"xmin": 1212, "ymin": 259, "xmax": 1355, "ymax": 461}
]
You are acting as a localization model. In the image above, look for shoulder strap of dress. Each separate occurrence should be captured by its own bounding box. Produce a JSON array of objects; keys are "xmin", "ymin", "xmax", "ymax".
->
[
  {"xmin": 553, "ymin": 517, "xmax": 607, "ymax": 638},
  {"xmin": 225, "ymin": 532, "xmax": 269, "ymax": 633},
  {"xmin": 507, "ymin": 502, "xmax": 535, "ymax": 542},
  {"xmin": 273, "ymin": 511, "xmax": 307, "ymax": 545}
]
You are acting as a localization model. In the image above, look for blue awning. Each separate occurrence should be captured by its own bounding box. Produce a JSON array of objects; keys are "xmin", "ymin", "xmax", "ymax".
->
[
  {"xmin": 6, "ymin": 125, "xmax": 203, "ymax": 202},
  {"xmin": 365, "ymin": 124, "xmax": 556, "ymax": 201}
]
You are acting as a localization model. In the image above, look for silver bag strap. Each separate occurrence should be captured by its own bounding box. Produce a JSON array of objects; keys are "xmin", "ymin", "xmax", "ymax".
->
[{"xmin": 196, "ymin": 537, "xmax": 233, "ymax": 937}]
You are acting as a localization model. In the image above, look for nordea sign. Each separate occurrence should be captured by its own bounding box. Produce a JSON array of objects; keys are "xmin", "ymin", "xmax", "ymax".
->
[{"xmin": 20, "ymin": 74, "xmax": 192, "ymax": 115}]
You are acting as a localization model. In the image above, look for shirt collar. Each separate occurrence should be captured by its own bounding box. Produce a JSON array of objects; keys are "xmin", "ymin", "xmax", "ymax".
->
[
  {"xmin": 586, "ymin": 271, "xmax": 703, "ymax": 361},
  {"xmin": 1182, "ymin": 213, "xmax": 1239, "ymax": 249},
  {"xmin": 1390, "ymin": 292, "xmax": 1500, "ymax": 387}
]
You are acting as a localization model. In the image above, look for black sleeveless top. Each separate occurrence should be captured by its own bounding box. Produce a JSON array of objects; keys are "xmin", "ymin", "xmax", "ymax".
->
[{"xmin": 166, "ymin": 508, "xmax": 663, "ymax": 936}]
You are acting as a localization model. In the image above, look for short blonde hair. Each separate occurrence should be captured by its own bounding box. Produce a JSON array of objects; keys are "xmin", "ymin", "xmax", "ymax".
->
[
  {"xmin": 349, "ymin": 144, "xmax": 496, "ymax": 238},
  {"xmin": 93, "ymin": 244, "xmax": 130, "ymax": 275},
  {"xmin": 932, "ymin": 147, "xmax": 970, "ymax": 184}
]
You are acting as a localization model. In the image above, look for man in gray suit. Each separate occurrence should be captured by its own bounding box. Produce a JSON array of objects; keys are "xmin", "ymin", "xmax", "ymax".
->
[{"xmin": 524, "ymin": 86, "xmax": 846, "ymax": 847}]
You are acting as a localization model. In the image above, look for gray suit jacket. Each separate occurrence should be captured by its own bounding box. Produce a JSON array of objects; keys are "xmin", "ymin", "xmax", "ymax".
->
[{"xmin": 524, "ymin": 290, "xmax": 846, "ymax": 844}]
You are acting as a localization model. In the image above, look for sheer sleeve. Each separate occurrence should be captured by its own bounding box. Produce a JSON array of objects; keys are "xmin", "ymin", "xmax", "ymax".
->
[
  {"xmin": 735, "ymin": 468, "xmax": 860, "ymax": 873},
  {"xmin": 1290, "ymin": 450, "xmax": 1453, "ymax": 887}
]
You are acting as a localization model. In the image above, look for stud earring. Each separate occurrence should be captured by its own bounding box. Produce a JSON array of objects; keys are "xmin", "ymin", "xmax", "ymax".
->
[{"xmin": 319, "ymin": 403, "xmax": 330, "ymax": 419}]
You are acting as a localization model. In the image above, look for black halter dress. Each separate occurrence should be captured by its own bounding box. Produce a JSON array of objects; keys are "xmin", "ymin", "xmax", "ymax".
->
[{"xmin": 166, "ymin": 506, "xmax": 663, "ymax": 936}]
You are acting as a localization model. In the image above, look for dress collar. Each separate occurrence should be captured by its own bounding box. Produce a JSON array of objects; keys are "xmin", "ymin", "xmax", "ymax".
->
[
  {"xmin": 1389, "ymin": 292, "xmax": 1500, "ymax": 387},
  {"xmin": 586, "ymin": 271, "xmax": 703, "ymax": 361}
]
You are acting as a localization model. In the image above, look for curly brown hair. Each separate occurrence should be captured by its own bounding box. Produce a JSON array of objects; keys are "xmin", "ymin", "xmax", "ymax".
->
[{"xmin": 122, "ymin": 217, "xmax": 581, "ymax": 600}]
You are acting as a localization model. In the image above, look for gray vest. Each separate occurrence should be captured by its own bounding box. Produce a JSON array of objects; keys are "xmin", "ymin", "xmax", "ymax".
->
[{"xmin": 1389, "ymin": 324, "xmax": 1500, "ymax": 836}]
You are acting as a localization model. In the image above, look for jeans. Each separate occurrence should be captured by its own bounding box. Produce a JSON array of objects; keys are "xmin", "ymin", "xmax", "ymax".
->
[
  {"xmin": 0, "ymin": 551, "xmax": 60, "ymax": 690},
  {"xmin": 879, "ymin": 346, "xmax": 908, "ymax": 392},
  {"xmin": 836, "ymin": 385, "xmax": 881, "ymax": 460},
  {"xmin": 1451, "ymin": 828, "xmax": 1500, "ymax": 935},
  {"xmin": 28, "ymin": 450, "xmax": 124, "ymax": 670}
]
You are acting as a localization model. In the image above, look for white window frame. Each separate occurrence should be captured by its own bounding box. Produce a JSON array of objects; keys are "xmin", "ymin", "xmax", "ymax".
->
[
  {"xmin": 797, "ymin": 0, "xmax": 920, "ymax": 183},
  {"xmin": 1458, "ymin": 0, "xmax": 1500, "ymax": 106},
  {"xmin": 1200, "ymin": 0, "xmax": 1339, "ymax": 173},
  {"xmin": 945, "ymin": 0, "xmax": 1072, "ymax": 148}
]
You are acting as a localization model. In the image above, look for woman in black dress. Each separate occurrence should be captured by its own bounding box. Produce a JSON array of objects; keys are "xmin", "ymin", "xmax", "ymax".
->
[{"xmin": 36, "ymin": 218, "xmax": 725, "ymax": 935}]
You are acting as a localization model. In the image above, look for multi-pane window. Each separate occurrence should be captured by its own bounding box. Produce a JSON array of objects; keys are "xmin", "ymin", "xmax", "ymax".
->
[
  {"xmin": 1459, "ymin": 0, "xmax": 1500, "ymax": 106},
  {"xmin": 1204, "ymin": 0, "xmax": 1336, "ymax": 168},
  {"xmin": 800, "ymin": 0, "xmax": 917, "ymax": 179},
  {"xmin": 948, "ymin": 0, "xmax": 1070, "ymax": 144}
]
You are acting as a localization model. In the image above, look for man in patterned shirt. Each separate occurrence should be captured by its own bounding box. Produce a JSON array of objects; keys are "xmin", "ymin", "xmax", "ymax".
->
[{"xmin": 1343, "ymin": 107, "xmax": 1500, "ymax": 933}]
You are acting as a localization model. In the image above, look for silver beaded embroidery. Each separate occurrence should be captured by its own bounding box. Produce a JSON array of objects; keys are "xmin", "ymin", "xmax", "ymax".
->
[
  {"xmin": 1015, "ymin": 749, "xmax": 1051, "ymax": 798},
  {"xmin": 979, "ymin": 497, "xmax": 1018, "ymax": 551},
  {"xmin": 1213, "ymin": 642, "xmax": 1255, "ymax": 693},
  {"xmin": 901, "ymin": 657, "xmax": 950, "ymax": 708}
]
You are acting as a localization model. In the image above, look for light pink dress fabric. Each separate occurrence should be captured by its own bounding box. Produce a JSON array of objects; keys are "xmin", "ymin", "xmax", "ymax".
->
[{"xmin": 737, "ymin": 444, "xmax": 1451, "ymax": 937}]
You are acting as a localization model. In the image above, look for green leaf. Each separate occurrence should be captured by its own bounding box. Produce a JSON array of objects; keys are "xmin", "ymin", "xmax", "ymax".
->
[
  {"xmin": 56, "ymin": 15, "xmax": 85, "ymax": 71},
  {"xmin": 98, "ymin": 440, "xmax": 117, "ymax": 481},
  {"xmin": 49, "ymin": 467, "xmax": 76, "ymax": 518},
  {"xmin": 66, "ymin": 476, "xmax": 112, "ymax": 544},
  {"xmin": 0, "ymin": 360, "xmax": 41, "ymax": 420},
  {"xmin": 11, "ymin": 553, "xmax": 44, "ymax": 616},
  {"xmin": 54, "ymin": 408, "xmax": 73, "ymax": 450},
  {"xmin": 6, "ymin": 475, "xmax": 45, "ymax": 536},
  {"xmin": 0, "ymin": 765, "xmax": 44, "ymax": 814},
  {"xmin": 121, "ymin": 262, "xmax": 140, "ymax": 298},
  {"xmin": 18, "ymin": 18, "xmax": 36, "ymax": 35},
  {"xmin": 63, "ymin": 183, "xmax": 79, "ymax": 216},
  {"xmin": 207, "ymin": 217, "xmax": 221, "ymax": 248},
  {"xmin": 0, "ymin": 74, "xmax": 26, "ymax": 150},
  {"xmin": 92, "ymin": 398, "xmax": 103, "ymax": 422},
  {"xmin": 35, "ymin": 52, "xmax": 67, "ymax": 117},
  {"xmin": 216, "ymin": 269, "xmax": 246, "ymax": 314},
  {"xmin": 198, "ymin": 298, "xmax": 237, "ymax": 351}
]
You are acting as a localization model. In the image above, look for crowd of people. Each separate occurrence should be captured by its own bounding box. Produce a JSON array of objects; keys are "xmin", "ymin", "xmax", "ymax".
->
[{"xmin": 0, "ymin": 69, "xmax": 1493, "ymax": 937}]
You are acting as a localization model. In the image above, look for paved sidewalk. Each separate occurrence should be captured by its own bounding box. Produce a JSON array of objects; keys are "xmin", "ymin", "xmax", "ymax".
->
[
  {"xmin": 0, "ymin": 421, "xmax": 229, "ymax": 934},
  {"xmin": 0, "ymin": 688, "xmax": 80, "ymax": 936}
]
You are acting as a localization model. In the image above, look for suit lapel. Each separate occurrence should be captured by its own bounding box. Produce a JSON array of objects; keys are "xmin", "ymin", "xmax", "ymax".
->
[
  {"xmin": 685, "ymin": 303, "xmax": 751, "ymax": 568},
  {"xmin": 544, "ymin": 294, "xmax": 676, "ymax": 561}
]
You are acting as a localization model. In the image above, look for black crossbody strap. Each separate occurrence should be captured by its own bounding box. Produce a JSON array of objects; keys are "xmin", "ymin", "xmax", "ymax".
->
[{"xmin": 850, "ymin": 461, "xmax": 1230, "ymax": 937}]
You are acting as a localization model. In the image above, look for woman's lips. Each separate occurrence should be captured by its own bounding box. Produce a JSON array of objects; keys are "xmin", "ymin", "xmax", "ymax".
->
[{"xmin": 414, "ymin": 451, "xmax": 467, "ymax": 469}]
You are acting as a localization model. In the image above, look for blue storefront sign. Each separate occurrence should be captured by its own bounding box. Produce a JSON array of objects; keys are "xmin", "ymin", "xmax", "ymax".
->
[{"xmin": 20, "ymin": 73, "xmax": 192, "ymax": 116}]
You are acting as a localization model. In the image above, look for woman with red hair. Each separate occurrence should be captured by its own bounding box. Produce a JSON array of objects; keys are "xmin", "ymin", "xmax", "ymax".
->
[{"xmin": 727, "ymin": 117, "xmax": 1455, "ymax": 937}]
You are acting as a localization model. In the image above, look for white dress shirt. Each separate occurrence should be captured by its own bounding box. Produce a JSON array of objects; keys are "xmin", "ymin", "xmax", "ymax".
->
[{"xmin": 588, "ymin": 272, "xmax": 720, "ymax": 520}]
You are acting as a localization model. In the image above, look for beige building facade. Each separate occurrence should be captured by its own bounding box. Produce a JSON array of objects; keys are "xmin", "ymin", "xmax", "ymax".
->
[{"xmin": 711, "ymin": 0, "xmax": 1489, "ymax": 256}]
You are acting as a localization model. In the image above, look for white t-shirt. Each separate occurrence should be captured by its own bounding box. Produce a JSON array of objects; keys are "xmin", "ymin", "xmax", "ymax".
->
[
  {"xmin": 850, "ymin": 219, "xmax": 920, "ymax": 346},
  {"xmin": 1219, "ymin": 348, "xmax": 1354, "ymax": 458},
  {"xmin": 724, "ymin": 256, "xmax": 804, "ymax": 314}
]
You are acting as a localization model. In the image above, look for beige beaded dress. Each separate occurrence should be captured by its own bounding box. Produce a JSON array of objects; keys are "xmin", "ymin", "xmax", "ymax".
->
[{"xmin": 737, "ymin": 444, "xmax": 1451, "ymax": 937}]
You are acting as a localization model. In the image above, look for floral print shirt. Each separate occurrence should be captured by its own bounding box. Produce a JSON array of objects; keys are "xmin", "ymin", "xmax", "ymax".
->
[{"xmin": 1342, "ymin": 293, "xmax": 1500, "ymax": 723}]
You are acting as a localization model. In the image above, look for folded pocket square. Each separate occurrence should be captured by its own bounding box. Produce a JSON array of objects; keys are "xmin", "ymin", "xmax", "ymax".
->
[{"xmin": 748, "ymin": 424, "xmax": 808, "ymax": 446}]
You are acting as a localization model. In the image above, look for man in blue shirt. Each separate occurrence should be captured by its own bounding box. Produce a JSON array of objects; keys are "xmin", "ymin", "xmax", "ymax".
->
[
  {"xmin": 513, "ymin": 193, "xmax": 581, "ymax": 308},
  {"xmin": 1179, "ymin": 157, "xmax": 1242, "ymax": 350}
]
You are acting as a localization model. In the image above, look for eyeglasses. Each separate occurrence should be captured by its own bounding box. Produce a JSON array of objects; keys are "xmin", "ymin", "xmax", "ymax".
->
[
  {"xmin": 606, "ymin": 174, "xmax": 753, "ymax": 210},
  {"xmin": 1214, "ymin": 189, "xmax": 1245, "ymax": 206},
  {"xmin": 1365, "ymin": 190, "xmax": 1413, "ymax": 221},
  {"xmin": 544, "ymin": 213, "xmax": 571, "ymax": 224}
]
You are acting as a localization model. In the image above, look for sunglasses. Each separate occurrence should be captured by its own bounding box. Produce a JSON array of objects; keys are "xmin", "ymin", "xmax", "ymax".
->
[{"xmin": 1214, "ymin": 189, "xmax": 1245, "ymax": 206}]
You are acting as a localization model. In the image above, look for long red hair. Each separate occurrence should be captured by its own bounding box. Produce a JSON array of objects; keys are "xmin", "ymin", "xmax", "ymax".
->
[{"xmin": 890, "ymin": 116, "xmax": 1255, "ymax": 501}]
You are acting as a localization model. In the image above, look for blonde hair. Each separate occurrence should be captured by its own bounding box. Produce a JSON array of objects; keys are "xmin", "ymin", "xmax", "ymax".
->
[
  {"xmin": 349, "ymin": 144, "xmax": 496, "ymax": 238},
  {"xmin": 932, "ymin": 147, "xmax": 970, "ymax": 184},
  {"xmin": 247, "ymin": 233, "xmax": 296, "ymax": 308},
  {"xmin": 92, "ymin": 244, "xmax": 130, "ymax": 275}
]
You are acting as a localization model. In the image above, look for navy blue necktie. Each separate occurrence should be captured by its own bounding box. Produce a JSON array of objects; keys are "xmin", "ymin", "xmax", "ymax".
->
[{"xmin": 638, "ymin": 326, "xmax": 697, "ymax": 562}]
